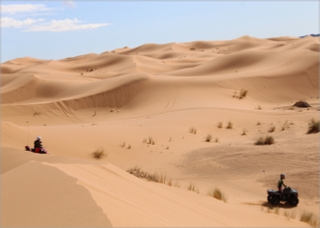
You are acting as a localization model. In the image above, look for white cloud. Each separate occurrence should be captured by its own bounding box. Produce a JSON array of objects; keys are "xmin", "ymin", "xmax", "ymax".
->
[
  {"xmin": 1, "ymin": 17, "xmax": 44, "ymax": 28},
  {"xmin": 1, "ymin": 4, "xmax": 110, "ymax": 32},
  {"xmin": 25, "ymin": 18, "xmax": 109, "ymax": 32},
  {"xmin": 62, "ymin": 0, "xmax": 76, "ymax": 8},
  {"xmin": 1, "ymin": 4, "xmax": 52, "ymax": 15}
]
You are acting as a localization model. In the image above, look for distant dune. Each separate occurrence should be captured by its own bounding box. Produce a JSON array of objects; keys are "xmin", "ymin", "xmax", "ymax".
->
[{"xmin": 1, "ymin": 35, "xmax": 319, "ymax": 227}]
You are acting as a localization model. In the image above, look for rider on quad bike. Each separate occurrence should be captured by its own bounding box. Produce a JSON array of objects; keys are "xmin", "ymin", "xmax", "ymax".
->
[
  {"xmin": 278, "ymin": 173, "xmax": 287, "ymax": 194},
  {"xmin": 25, "ymin": 136, "xmax": 48, "ymax": 154},
  {"xmin": 267, "ymin": 173, "xmax": 299, "ymax": 206}
]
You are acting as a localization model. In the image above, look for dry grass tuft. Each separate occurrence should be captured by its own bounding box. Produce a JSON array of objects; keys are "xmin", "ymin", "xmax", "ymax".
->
[
  {"xmin": 207, "ymin": 188, "xmax": 227, "ymax": 203},
  {"xmin": 307, "ymin": 119, "xmax": 319, "ymax": 134},
  {"xmin": 187, "ymin": 183, "xmax": 199, "ymax": 193},
  {"xmin": 226, "ymin": 121, "xmax": 233, "ymax": 129},
  {"xmin": 300, "ymin": 211, "xmax": 319, "ymax": 227},
  {"xmin": 205, "ymin": 134, "xmax": 212, "ymax": 142},
  {"xmin": 91, "ymin": 148, "xmax": 106, "ymax": 159},
  {"xmin": 144, "ymin": 137, "xmax": 155, "ymax": 145},
  {"xmin": 233, "ymin": 89, "xmax": 248, "ymax": 99},
  {"xmin": 239, "ymin": 89, "xmax": 248, "ymax": 99},
  {"xmin": 218, "ymin": 122, "xmax": 223, "ymax": 128},
  {"xmin": 255, "ymin": 135, "xmax": 275, "ymax": 145},
  {"xmin": 189, "ymin": 127, "xmax": 197, "ymax": 134},
  {"xmin": 268, "ymin": 125, "xmax": 276, "ymax": 133},
  {"xmin": 127, "ymin": 167, "xmax": 181, "ymax": 187},
  {"xmin": 241, "ymin": 129, "xmax": 247, "ymax": 136},
  {"xmin": 283, "ymin": 210, "xmax": 296, "ymax": 220},
  {"xmin": 33, "ymin": 111, "xmax": 41, "ymax": 116}
]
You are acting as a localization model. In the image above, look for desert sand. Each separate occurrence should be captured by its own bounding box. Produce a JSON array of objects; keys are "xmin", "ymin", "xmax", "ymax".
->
[{"xmin": 1, "ymin": 35, "xmax": 319, "ymax": 227}]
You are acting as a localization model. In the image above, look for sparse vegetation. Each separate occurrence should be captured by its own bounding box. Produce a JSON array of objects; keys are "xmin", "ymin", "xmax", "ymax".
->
[
  {"xmin": 300, "ymin": 211, "xmax": 319, "ymax": 227},
  {"xmin": 127, "ymin": 144, "xmax": 131, "ymax": 149},
  {"xmin": 283, "ymin": 210, "xmax": 296, "ymax": 220},
  {"xmin": 215, "ymin": 138, "xmax": 219, "ymax": 143},
  {"xmin": 239, "ymin": 89, "xmax": 248, "ymax": 99},
  {"xmin": 255, "ymin": 135, "xmax": 275, "ymax": 145},
  {"xmin": 144, "ymin": 137, "xmax": 155, "ymax": 145},
  {"xmin": 189, "ymin": 127, "xmax": 197, "ymax": 134},
  {"xmin": 293, "ymin": 100, "xmax": 311, "ymax": 108},
  {"xmin": 226, "ymin": 121, "xmax": 233, "ymax": 129},
  {"xmin": 307, "ymin": 118, "xmax": 319, "ymax": 134},
  {"xmin": 33, "ymin": 111, "xmax": 41, "ymax": 116},
  {"xmin": 205, "ymin": 134, "xmax": 212, "ymax": 142},
  {"xmin": 190, "ymin": 47, "xmax": 196, "ymax": 51},
  {"xmin": 233, "ymin": 89, "xmax": 248, "ymax": 99},
  {"xmin": 126, "ymin": 167, "xmax": 180, "ymax": 187},
  {"xmin": 187, "ymin": 183, "xmax": 199, "ymax": 194},
  {"xmin": 207, "ymin": 188, "xmax": 227, "ymax": 203},
  {"xmin": 241, "ymin": 129, "xmax": 247, "ymax": 136},
  {"xmin": 268, "ymin": 125, "xmax": 276, "ymax": 133},
  {"xmin": 281, "ymin": 121, "xmax": 290, "ymax": 131},
  {"xmin": 218, "ymin": 122, "xmax": 223, "ymax": 128},
  {"xmin": 91, "ymin": 148, "xmax": 106, "ymax": 159}
]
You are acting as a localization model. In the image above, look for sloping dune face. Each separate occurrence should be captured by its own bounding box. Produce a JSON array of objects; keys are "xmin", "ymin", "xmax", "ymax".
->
[
  {"xmin": 1, "ymin": 36, "xmax": 318, "ymax": 114},
  {"xmin": 1, "ymin": 36, "xmax": 319, "ymax": 227}
]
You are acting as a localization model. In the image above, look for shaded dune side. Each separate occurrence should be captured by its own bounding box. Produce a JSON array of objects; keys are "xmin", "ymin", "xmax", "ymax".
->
[
  {"xmin": 1, "ymin": 76, "xmax": 149, "ymax": 117},
  {"xmin": 1, "ymin": 75, "xmax": 39, "ymax": 103},
  {"xmin": 163, "ymin": 49, "xmax": 318, "ymax": 76}
]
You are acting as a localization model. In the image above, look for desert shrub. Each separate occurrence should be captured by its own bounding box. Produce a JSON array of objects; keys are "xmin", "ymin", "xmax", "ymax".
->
[
  {"xmin": 91, "ymin": 148, "xmax": 106, "ymax": 159},
  {"xmin": 144, "ymin": 137, "xmax": 155, "ymax": 145},
  {"xmin": 207, "ymin": 188, "xmax": 227, "ymax": 203},
  {"xmin": 205, "ymin": 134, "xmax": 212, "ymax": 142},
  {"xmin": 300, "ymin": 211, "xmax": 318, "ymax": 227},
  {"xmin": 218, "ymin": 122, "xmax": 223, "ymax": 128},
  {"xmin": 226, "ymin": 121, "xmax": 233, "ymax": 129},
  {"xmin": 33, "ymin": 111, "xmax": 41, "ymax": 116},
  {"xmin": 127, "ymin": 167, "xmax": 168, "ymax": 184},
  {"xmin": 255, "ymin": 135, "xmax": 274, "ymax": 145},
  {"xmin": 187, "ymin": 183, "xmax": 199, "ymax": 193},
  {"xmin": 241, "ymin": 129, "xmax": 247, "ymax": 136},
  {"xmin": 268, "ymin": 125, "xmax": 276, "ymax": 133},
  {"xmin": 293, "ymin": 100, "xmax": 311, "ymax": 108},
  {"xmin": 239, "ymin": 89, "xmax": 248, "ymax": 99},
  {"xmin": 307, "ymin": 119, "xmax": 319, "ymax": 134},
  {"xmin": 189, "ymin": 127, "xmax": 197, "ymax": 134}
]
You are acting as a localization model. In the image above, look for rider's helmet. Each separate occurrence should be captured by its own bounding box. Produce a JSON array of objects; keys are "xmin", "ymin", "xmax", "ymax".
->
[
  {"xmin": 36, "ymin": 136, "xmax": 41, "ymax": 141},
  {"xmin": 280, "ymin": 173, "xmax": 286, "ymax": 179}
]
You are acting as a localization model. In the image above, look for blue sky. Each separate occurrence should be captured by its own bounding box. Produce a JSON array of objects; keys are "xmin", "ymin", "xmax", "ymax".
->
[{"xmin": 1, "ymin": 1, "xmax": 318, "ymax": 62}]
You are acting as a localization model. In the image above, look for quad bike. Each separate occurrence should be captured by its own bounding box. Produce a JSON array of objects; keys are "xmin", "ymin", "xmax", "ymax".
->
[
  {"xmin": 267, "ymin": 186, "xmax": 299, "ymax": 206},
  {"xmin": 25, "ymin": 145, "xmax": 48, "ymax": 154}
]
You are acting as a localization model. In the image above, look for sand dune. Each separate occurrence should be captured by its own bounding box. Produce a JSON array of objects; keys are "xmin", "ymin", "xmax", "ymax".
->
[{"xmin": 1, "ymin": 35, "xmax": 319, "ymax": 227}]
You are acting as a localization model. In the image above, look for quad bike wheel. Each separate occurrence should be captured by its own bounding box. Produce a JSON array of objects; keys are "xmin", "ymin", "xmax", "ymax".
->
[
  {"xmin": 289, "ymin": 197, "xmax": 299, "ymax": 206},
  {"xmin": 267, "ymin": 195, "xmax": 280, "ymax": 205}
]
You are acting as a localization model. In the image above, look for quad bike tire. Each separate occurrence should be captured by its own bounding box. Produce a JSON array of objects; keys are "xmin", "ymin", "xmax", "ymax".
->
[
  {"xmin": 267, "ymin": 195, "xmax": 280, "ymax": 205},
  {"xmin": 288, "ymin": 196, "xmax": 299, "ymax": 206}
]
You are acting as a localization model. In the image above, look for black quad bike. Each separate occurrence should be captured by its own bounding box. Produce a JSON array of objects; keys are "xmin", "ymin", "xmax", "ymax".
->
[{"xmin": 267, "ymin": 186, "xmax": 299, "ymax": 206}]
